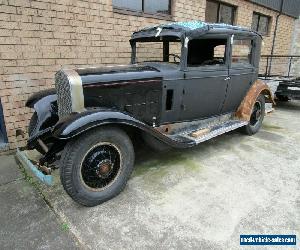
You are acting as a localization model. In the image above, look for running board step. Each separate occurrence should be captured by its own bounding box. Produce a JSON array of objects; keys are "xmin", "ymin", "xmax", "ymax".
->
[{"xmin": 171, "ymin": 120, "xmax": 248, "ymax": 145}]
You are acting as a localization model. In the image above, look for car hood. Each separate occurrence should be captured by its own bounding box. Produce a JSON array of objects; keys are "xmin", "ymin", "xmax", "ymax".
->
[{"xmin": 78, "ymin": 63, "xmax": 177, "ymax": 86}]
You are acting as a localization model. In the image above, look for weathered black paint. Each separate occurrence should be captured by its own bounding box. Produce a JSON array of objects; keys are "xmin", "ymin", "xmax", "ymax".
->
[
  {"xmin": 52, "ymin": 109, "xmax": 194, "ymax": 148},
  {"xmin": 83, "ymin": 78, "xmax": 163, "ymax": 125},
  {"xmin": 26, "ymin": 88, "xmax": 56, "ymax": 108}
]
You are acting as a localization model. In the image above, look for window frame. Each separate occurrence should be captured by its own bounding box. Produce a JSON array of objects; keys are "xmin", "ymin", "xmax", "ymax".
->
[
  {"xmin": 205, "ymin": 0, "xmax": 236, "ymax": 25},
  {"xmin": 134, "ymin": 40, "xmax": 182, "ymax": 65},
  {"xmin": 113, "ymin": 0, "xmax": 172, "ymax": 20},
  {"xmin": 251, "ymin": 12, "xmax": 271, "ymax": 36},
  {"xmin": 131, "ymin": 38, "xmax": 184, "ymax": 69},
  {"xmin": 185, "ymin": 35, "xmax": 231, "ymax": 71},
  {"xmin": 230, "ymin": 35, "xmax": 255, "ymax": 68}
]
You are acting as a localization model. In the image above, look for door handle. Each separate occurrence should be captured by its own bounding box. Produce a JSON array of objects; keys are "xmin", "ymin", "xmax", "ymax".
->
[{"xmin": 224, "ymin": 77, "xmax": 231, "ymax": 81}]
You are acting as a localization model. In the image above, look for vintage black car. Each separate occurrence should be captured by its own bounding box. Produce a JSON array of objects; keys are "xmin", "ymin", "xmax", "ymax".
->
[{"xmin": 25, "ymin": 21, "xmax": 274, "ymax": 206}]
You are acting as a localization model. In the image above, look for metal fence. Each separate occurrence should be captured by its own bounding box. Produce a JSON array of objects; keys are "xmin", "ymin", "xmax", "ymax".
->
[{"xmin": 259, "ymin": 55, "xmax": 300, "ymax": 79}]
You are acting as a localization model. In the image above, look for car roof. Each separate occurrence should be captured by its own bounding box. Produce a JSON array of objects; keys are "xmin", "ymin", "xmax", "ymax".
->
[{"xmin": 131, "ymin": 20, "xmax": 261, "ymax": 41}]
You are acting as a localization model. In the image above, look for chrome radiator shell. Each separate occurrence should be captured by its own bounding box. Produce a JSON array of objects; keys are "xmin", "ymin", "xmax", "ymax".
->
[{"xmin": 54, "ymin": 69, "xmax": 85, "ymax": 119}]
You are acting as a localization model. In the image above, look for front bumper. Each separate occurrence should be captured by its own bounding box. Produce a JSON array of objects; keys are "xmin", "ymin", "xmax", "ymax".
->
[{"xmin": 16, "ymin": 148, "xmax": 53, "ymax": 186}]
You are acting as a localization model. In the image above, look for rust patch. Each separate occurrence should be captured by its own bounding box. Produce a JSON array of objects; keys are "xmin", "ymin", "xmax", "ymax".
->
[
  {"xmin": 235, "ymin": 79, "xmax": 275, "ymax": 121},
  {"xmin": 155, "ymin": 124, "xmax": 175, "ymax": 134},
  {"xmin": 190, "ymin": 128, "xmax": 210, "ymax": 138}
]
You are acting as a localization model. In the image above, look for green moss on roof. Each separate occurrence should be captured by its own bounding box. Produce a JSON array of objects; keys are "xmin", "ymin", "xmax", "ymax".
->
[{"xmin": 163, "ymin": 21, "xmax": 207, "ymax": 30}]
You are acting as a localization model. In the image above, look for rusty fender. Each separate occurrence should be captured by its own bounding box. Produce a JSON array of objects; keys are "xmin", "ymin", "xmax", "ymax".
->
[{"xmin": 235, "ymin": 79, "xmax": 275, "ymax": 121}]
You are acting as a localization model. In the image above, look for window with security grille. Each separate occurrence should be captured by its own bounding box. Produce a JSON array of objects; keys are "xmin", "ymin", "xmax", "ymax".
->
[
  {"xmin": 112, "ymin": 0, "xmax": 171, "ymax": 15},
  {"xmin": 251, "ymin": 12, "xmax": 271, "ymax": 35},
  {"xmin": 205, "ymin": 0, "xmax": 236, "ymax": 25}
]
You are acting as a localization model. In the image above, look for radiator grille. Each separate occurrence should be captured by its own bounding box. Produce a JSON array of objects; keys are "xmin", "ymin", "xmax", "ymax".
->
[{"xmin": 55, "ymin": 70, "xmax": 72, "ymax": 119}]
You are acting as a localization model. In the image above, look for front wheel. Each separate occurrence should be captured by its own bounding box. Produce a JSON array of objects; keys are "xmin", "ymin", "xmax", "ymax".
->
[
  {"xmin": 242, "ymin": 94, "xmax": 265, "ymax": 135},
  {"xmin": 60, "ymin": 127, "xmax": 135, "ymax": 206}
]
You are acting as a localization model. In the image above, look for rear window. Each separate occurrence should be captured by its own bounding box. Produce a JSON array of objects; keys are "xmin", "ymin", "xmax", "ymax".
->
[
  {"xmin": 231, "ymin": 37, "xmax": 253, "ymax": 65},
  {"xmin": 187, "ymin": 38, "xmax": 227, "ymax": 67}
]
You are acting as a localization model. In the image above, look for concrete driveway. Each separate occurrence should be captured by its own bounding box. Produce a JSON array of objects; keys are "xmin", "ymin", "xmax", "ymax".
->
[
  {"xmin": 0, "ymin": 154, "xmax": 81, "ymax": 250},
  {"xmin": 29, "ymin": 101, "xmax": 300, "ymax": 250}
]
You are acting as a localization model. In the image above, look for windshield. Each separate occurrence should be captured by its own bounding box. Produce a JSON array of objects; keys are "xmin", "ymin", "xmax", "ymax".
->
[{"xmin": 135, "ymin": 41, "xmax": 182, "ymax": 64}]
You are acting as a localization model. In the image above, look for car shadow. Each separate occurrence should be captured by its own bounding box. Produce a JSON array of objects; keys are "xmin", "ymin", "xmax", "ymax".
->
[
  {"xmin": 132, "ymin": 100, "xmax": 300, "ymax": 171},
  {"xmin": 133, "ymin": 129, "xmax": 244, "ymax": 170},
  {"xmin": 275, "ymin": 100, "xmax": 300, "ymax": 111}
]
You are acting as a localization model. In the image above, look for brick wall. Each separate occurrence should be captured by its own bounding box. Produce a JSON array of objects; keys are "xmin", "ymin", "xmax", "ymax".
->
[{"xmin": 0, "ymin": 0, "xmax": 296, "ymax": 150}]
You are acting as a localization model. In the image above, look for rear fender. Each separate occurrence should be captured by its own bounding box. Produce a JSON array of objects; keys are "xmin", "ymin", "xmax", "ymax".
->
[
  {"xmin": 235, "ymin": 79, "xmax": 275, "ymax": 121},
  {"xmin": 52, "ymin": 109, "xmax": 182, "ymax": 147}
]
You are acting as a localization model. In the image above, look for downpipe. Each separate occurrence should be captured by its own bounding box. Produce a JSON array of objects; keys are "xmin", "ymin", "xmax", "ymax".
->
[{"xmin": 268, "ymin": 0, "xmax": 283, "ymax": 76}]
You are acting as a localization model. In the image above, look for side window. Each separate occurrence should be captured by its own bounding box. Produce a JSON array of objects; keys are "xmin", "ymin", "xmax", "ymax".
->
[
  {"xmin": 136, "ymin": 42, "xmax": 163, "ymax": 62},
  {"xmin": 187, "ymin": 38, "xmax": 227, "ymax": 67},
  {"xmin": 135, "ymin": 41, "xmax": 181, "ymax": 63},
  {"xmin": 214, "ymin": 45, "xmax": 226, "ymax": 59},
  {"xmin": 231, "ymin": 38, "xmax": 253, "ymax": 66}
]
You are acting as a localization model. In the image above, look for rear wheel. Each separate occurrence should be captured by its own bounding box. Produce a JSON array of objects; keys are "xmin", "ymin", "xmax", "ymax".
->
[
  {"xmin": 242, "ymin": 94, "xmax": 265, "ymax": 135},
  {"xmin": 60, "ymin": 127, "xmax": 135, "ymax": 206}
]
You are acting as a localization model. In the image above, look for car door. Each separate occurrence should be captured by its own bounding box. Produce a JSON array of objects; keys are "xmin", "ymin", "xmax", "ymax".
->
[
  {"xmin": 221, "ymin": 35, "xmax": 256, "ymax": 113},
  {"xmin": 179, "ymin": 36, "xmax": 230, "ymax": 121}
]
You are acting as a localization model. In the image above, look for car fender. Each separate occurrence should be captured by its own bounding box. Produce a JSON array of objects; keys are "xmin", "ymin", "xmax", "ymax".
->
[
  {"xmin": 25, "ymin": 88, "xmax": 56, "ymax": 108},
  {"xmin": 28, "ymin": 94, "xmax": 58, "ymax": 139},
  {"xmin": 235, "ymin": 79, "xmax": 275, "ymax": 121},
  {"xmin": 52, "ymin": 109, "xmax": 185, "ymax": 148}
]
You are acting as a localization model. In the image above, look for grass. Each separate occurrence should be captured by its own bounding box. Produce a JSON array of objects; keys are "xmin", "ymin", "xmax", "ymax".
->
[
  {"xmin": 61, "ymin": 222, "xmax": 70, "ymax": 232},
  {"xmin": 262, "ymin": 123, "xmax": 283, "ymax": 130}
]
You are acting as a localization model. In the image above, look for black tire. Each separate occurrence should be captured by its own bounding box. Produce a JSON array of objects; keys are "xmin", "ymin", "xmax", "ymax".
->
[
  {"xmin": 242, "ymin": 94, "xmax": 265, "ymax": 135},
  {"xmin": 60, "ymin": 127, "xmax": 135, "ymax": 207}
]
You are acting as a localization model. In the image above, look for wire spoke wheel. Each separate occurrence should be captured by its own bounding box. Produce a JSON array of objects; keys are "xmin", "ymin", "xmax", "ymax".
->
[
  {"xmin": 60, "ymin": 127, "xmax": 134, "ymax": 206},
  {"xmin": 80, "ymin": 143, "xmax": 121, "ymax": 190}
]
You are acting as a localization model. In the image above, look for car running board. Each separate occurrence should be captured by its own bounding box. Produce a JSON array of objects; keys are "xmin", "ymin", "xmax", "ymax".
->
[{"xmin": 169, "ymin": 119, "xmax": 248, "ymax": 145}]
